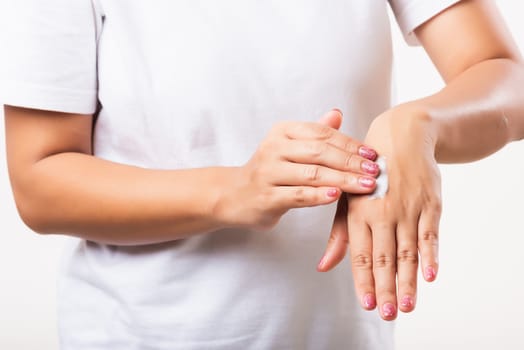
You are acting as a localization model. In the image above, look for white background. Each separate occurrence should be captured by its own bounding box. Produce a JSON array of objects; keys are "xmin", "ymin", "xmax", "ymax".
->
[{"xmin": 1, "ymin": 1, "xmax": 523, "ymax": 349}]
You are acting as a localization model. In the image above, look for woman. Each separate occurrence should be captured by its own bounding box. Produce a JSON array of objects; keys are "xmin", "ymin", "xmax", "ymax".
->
[{"xmin": 2, "ymin": 0, "xmax": 523, "ymax": 349}]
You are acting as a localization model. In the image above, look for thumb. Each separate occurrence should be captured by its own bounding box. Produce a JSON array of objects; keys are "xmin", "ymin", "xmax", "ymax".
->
[
  {"xmin": 317, "ymin": 194, "xmax": 349, "ymax": 272},
  {"xmin": 318, "ymin": 109, "xmax": 343, "ymax": 130}
]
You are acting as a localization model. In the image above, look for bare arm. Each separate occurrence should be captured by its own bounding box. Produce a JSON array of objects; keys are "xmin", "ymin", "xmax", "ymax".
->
[
  {"xmin": 411, "ymin": 0, "xmax": 524, "ymax": 162},
  {"xmin": 4, "ymin": 106, "xmax": 235, "ymax": 245},
  {"xmin": 364, "ymin": 0, "xmax": 524, "ymax": 164},
  {"xmin": 5, "ymin": 106, "xmax": 378, "ymax": 245},
  {"xmin": 319, "ymin": 0, "xmax": 524, "ymax": 320}
]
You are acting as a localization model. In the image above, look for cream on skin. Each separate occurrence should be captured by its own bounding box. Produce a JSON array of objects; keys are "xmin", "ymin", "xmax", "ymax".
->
[{"xmin": 368, "ymin": 156, "xmax": 388, "ymax": 199}]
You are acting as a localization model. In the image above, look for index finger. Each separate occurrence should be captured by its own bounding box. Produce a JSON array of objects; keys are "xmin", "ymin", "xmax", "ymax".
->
[{"xmin": 282, "ymin": 119, "xmax": 377, "ymax": 160}]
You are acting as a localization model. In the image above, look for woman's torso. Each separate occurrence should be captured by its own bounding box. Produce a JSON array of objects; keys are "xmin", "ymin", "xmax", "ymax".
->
[{"xmin": 59, "ymin": 1, "xmax": 394, "ymax": 349}]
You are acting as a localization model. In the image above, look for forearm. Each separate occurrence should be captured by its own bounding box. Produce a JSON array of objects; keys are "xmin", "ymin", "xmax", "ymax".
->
[
  {"xmin": 407, "ymin": 58, "xmax": 524, "ymax": 163},
  {"xmin": 16, "ymin": 152, "xmax": 234, "ymax": 245},
  {"xmin": 7, "ymin": 108, "xmax": 375, "ymax": 246}
]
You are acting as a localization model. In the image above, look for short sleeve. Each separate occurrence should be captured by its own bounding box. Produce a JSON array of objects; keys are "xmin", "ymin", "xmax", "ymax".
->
[
  {"xmin": 0, "ymin": 0, "xmax": 103, "ymax": 114},
  {"xmin": 388, "ymin": 0, "xmax": 462, "ymax": 46}
]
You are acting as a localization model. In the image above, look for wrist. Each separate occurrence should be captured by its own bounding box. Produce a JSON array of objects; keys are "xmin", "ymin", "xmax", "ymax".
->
[
  {"xmin": 368, "ymin": 102, "xmax": 440, "ymax": 158},
  {"xmin": 209, "ymin": 166, "xmax": 247, "ymax": 229}
]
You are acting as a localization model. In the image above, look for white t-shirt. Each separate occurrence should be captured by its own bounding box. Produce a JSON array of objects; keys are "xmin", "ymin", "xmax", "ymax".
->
[{"xmin": 1, "ymin": 1, "xmax": 460, "ymax": 349}]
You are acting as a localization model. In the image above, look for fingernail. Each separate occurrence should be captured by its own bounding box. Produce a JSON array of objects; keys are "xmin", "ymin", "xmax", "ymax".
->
[
  {"xmin": 358, "ymin": 177, "xmax": 376, "ymax": 188},
  {"xmin": 326, "ymin": 188, "xmax": 340, "ymax": 198},
  {"xmin": 363, "ymin": 293, "xmax": 376, "ymax": 309},
  {"xmin": 358, "ymin": 146, "xmax": 377, "ymax": 160},
  {"xmin": 317, "ymin": 256, "xmax": 326, "ymax": 270},
  {"xmin": 382, "ymin": 303, "xmax": 396, "ymax": 318},
  {"xmin": 361, "ymin": 161, "xmax": 379, "ymax": 175},
  {"xmin": 332, "ymin": 108, "xmax": 343, "ymax": 116},
  {"xmin": 425, "ymin": 266, "xmax": 436, "ymax": 281},
  {"xmin": 400, "ymin": 295, "xmax": 414, "ymax": 309}
]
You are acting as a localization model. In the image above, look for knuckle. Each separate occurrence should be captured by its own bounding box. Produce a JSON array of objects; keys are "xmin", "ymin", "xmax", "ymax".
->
[
  {"xmin": 293, "ymin": 187, "xmax": 308, "ymax": 204},
  {"xmin": 343, "ymin": 140, "xmax": 356, "ymax": 153},
  {"xmin": 345, "ymin": 153, "xmax": 357, "ymax": 170},
  {"xmin": 374, "ymin": 253, "xmax": 395, "ymax": 269},
  {"xmin": 429, "ymin": 198, "xmax": 442, "ymax": 213},
  {"xmin": 397, "ymin": 248, "xmax": 418, "ymax": 264},
  {"xmin": 303, "ymin": 165, "xmax": 321, "ymax": 182},
  {"xmin": 309, "ymin": 141, "xmax": 328, "ymax": 158},
  {"xmin": 314, "ymin": 124, "xmax": 334, "ymax": 139},
  {"xmin": 374, "ymin": 219, "xmax": 397, "ymax": 233},
  {"xmin": 425, "ymin": 194, "xmax": 442, "ymax": 213},
  {"xmin": 343, "ymin": 172, "xmax": 355, "ymax": 187},
  {"xmin": 328, "ymin": 231, "xmax": 349, "ymax": 245},
  {"xmin": 288, "ymin": 122, "xmax": 309, "ymax": 138},
  {"xmin": 293, "ymin": 187, "xmax": 320, "ymax": 206},
  {"xmin": 259, "ymin": 135, "xmax": 282, "ymax": 154},
  {"xmin": 258, "ymin": 140, "xmax": 274, "ymax": 156},
  {"xmin": 351, "ymin": 252, "xmax": 373, "ymax": 269},
  {"xmin": 420, "ymin": 231, "xmax": 439, "ymax": 247}
]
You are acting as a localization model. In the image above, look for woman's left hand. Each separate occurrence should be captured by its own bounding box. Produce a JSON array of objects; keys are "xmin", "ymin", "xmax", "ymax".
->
[{"xmin": 317, "ymin": 104, "xmax": 442, "ymax": 321}]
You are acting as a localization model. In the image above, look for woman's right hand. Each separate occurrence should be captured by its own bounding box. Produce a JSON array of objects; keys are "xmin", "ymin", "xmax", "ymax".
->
[
  {"xmin": 214, "ymin": 110, "xmax": 380, "ymax": 230},
  {"xmin": 5, "ymin": 106, "xmax": 378, "ymax": 244}
]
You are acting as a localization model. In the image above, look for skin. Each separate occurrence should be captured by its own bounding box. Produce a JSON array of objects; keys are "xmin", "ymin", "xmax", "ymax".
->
[
  {"xmin": 3, "ymin": 0, "xmax": 524, "ymax": 322},
  {"xmin": 318, "ymin": 0, "xmax": 524, "ymax": 321},
  {"xmin": 4, "ymin": 107, "xmax": 378, "ymax": 245}
]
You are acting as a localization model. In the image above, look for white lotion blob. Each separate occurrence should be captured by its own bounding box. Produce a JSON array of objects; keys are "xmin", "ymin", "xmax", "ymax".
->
[{"xmin": 369, "ymin": 156, "xmax": 388, "ymax": 199}]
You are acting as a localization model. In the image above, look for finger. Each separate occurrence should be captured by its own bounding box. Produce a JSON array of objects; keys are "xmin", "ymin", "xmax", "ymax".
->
[
  {"xmin": 348, "ymin": 216, "xmax": 376, "ymax": 311},
  {"xmin": 317, "ymin": 109, "xmax": 343, "ymax": 130},
  {"xmin": 418, "ymin": 203, "xmax": 441, "ymax": 282},
  {"xmin": 396, "ymin": 221, "xmax": 419, "ymax": 313},
  {"xmin": 282, "ymin": 120, "xmax": 377, "ymax": 161},
  {"xmin": 272, "ymin": 162, "xmax": 376, "ymax": 194},
  {"xmin": 272, "ymin": 186, "xmax": 342, "ymax": 211},
  {"xmin": 372, "ymin": 221, "xmax": 398, "ymax": 321},
  {"xmin": 282, "ymin": 139, "xmax": 380, "ymax": 176},
  {"xmin": 317, "ymin": 195, "xmax": 348, "ymax": 272}
]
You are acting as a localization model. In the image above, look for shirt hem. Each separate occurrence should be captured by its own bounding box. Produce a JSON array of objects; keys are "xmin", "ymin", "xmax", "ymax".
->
[{"xmin": 0, "ymin": 80, "xmax": 97, "ymax": 115}]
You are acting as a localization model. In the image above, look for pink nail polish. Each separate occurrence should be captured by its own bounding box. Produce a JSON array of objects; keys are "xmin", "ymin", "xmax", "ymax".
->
[
  {"xmin": 358, "ymin": 177, "xmax": 375, "ymax": 188},
  {"xmin": 362, "ymin": 161, "xmax": 379, "ymax": 175},
  {"xmin": 382, "ymin": 303, "xmax": 396, "ymax": 318},
  {"xmin": 400, "ymin": 295, "xmax": 414, "ymax": 309},
  {"xmin": 425, "ymin": 266, "xmax": 436, "ymax": 281},
  {"xmin": 358, "ymin": 146, "xmax": 377, "ymax": 160},
  {"xmin": 326, "ymin": 188, "xmax": 339, "ymax": 198},
  {"xmin": 363, "ymin": 294, "xmax": 376, "ymax": 309}
]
